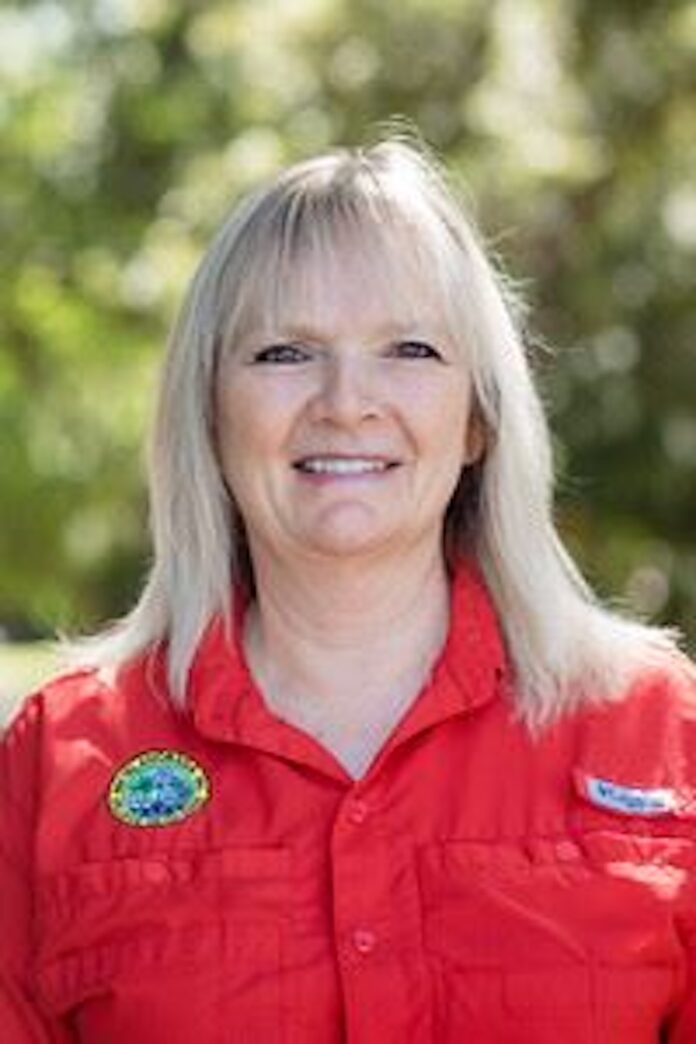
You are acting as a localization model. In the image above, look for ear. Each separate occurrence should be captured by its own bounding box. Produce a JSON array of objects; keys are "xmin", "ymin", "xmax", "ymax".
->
[{"xmin": 463, "ymin": 412, "xmax": 486, "ymax": 466}]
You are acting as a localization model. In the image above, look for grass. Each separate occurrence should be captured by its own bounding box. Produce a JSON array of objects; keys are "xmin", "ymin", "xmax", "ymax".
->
[{"xmin": 0, "ymin": 641, "xmax": 61, "ymax": 726}]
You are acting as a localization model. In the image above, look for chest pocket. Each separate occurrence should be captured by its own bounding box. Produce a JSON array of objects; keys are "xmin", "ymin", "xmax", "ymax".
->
[
  {"xmin": 35, "ymin": 846, "xmax": 290, "ymax": 1044},
  {"xmin": 417, "ymin": 837, "xmax": 687, "ymax": 1044}
]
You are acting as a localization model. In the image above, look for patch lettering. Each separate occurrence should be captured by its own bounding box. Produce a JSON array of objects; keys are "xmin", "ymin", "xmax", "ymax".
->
[{"xmin": 582, "ymin": 773, "xmax": 679, "ymax": 817}]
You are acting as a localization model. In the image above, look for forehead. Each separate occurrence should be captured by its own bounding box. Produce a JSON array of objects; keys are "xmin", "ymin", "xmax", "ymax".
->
[{"xmin": 231, "ymin": 213, "xmax": 457, "ymax": 345}]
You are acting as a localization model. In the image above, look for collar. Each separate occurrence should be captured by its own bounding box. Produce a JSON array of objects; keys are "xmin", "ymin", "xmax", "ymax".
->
[{"xmin": 180, "ymin": 557, "xmax": 509, "ymax": 782}]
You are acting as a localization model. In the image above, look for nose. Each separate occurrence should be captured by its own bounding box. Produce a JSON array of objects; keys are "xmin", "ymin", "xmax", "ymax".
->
[{"xmin": 309, "ymin": 354, "xmax": 383, "ymax": 428}]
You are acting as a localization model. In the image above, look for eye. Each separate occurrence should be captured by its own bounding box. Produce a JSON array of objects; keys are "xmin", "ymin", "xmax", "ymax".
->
[
  {"xmin": 391, "ymin": 340, "xmax": 443, "ymax": 360},
  {"xmin": 251, "ymin": 343, "xmax": 311, "ymax": 364}
]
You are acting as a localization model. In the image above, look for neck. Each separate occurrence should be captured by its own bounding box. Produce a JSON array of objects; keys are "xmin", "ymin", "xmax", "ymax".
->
[{"xmin": 243, "ymin": 544, "xmax": 451, "ymax": 711}]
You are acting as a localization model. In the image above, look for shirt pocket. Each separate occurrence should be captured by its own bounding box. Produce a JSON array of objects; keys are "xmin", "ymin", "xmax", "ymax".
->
[
  {"xmin": 35, "ymin": 845, "xmax": 291, "ymax": 1044},
  {"xmin": 417, "ymin": 837, "xmax": 686, "ymax": 1044}
]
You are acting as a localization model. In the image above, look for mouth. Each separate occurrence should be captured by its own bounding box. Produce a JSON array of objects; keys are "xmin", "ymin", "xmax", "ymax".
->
[{"xmin": 292, "ymin": 456, "xmax": 401, "ymax": 476}]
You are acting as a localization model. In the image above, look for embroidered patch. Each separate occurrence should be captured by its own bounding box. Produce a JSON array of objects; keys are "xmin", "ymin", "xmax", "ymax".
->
[
  {"xmin": 108, "ymin": 751, "xmax": 210, "ymax": 827},
  {"xmin": 581, "ymin": 773, "xmax": 679, "ymax": 817}
]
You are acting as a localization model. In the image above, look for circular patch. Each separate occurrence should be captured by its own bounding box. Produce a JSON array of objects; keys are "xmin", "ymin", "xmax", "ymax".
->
[{"xmin": 108, "ymin": 751, "xmax": 210, "ymax": 827}]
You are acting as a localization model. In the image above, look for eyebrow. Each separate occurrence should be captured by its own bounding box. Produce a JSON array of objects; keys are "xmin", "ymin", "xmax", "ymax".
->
[{"xmin": 246, "ymin": 318, "xmax": 446, "ymax": 344}]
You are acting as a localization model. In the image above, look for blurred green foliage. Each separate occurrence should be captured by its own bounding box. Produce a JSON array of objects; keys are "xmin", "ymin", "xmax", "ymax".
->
[{"xmin": 1, "ymin": 0, "xmax": 694, "ymax": 644}]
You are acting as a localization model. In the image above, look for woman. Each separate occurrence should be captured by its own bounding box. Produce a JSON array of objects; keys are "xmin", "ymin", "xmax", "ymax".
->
[{"xmin": 1, "ymin": 136, "xmax": 694, "ymax": 1043}]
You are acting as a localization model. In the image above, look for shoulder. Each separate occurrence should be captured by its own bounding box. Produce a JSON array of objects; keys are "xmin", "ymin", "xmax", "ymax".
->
[
  {"xmin": 1, "ymin": 657, "xmax": 187, "ymax": 873},
  {"xmin": 3, "ymin": 666, "xmax": 114, "ymax": 739},
  {"xmin": 582, "ymin": 655, "xmax": 696, "ymax": 737},
  {"xmin": 573, "ymin": 655, "xmax": 696, "ymax": 822},
  {"xmin": 1, "ymin": 669, "xmax": 113, "ymax": 791},
  {"xmin": 1, "ymin": 656, "xmax": 173, "ymax": 796}
]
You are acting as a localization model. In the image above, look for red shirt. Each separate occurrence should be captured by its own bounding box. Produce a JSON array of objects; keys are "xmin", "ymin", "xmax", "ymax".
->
[{"xmin": 2, "ymin": 563, "xmax": 696, "ymax": 1043}]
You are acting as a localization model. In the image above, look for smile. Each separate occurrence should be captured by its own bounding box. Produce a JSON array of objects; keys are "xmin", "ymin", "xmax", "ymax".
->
[{"xmin": 293, "ymin": 457, "xmax": 399, "ymax": 475}]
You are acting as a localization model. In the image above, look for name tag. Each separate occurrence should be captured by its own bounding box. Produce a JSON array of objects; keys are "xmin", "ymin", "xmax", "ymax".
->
[{"xmin": 580, "ymin": 773, "xmax": 679, "ymax": 817}]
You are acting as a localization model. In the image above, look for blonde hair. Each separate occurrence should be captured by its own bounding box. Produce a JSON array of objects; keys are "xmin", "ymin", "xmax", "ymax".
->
[{"xmin": 69, "ymin": 134, "xmax": 686, "ymax": 727}]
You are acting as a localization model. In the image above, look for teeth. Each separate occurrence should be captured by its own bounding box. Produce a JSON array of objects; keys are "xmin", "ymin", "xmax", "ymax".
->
[{"xmin": 297, "ymin": 458, "xmax": 392, "ymax": 475}]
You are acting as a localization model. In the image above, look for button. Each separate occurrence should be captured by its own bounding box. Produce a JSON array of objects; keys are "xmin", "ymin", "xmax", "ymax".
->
[
  {"xmin": 347, "ymin": 800, "xmax": 369, "ymax": 825},
  {"xmin": 352, "ymin": 928, "xmax": 377, "ymax": 954}
]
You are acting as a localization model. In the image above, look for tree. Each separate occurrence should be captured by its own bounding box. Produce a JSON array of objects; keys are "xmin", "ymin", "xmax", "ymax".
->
[{"xmin": 1, "ymin": 0, "xmax": 693, "ymax": 644}]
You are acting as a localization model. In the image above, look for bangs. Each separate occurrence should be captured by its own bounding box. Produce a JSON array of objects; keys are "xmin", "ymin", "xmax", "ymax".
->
[{"xmin": 220, "ymin": 175, "xmax": 470, "ymax": 353}]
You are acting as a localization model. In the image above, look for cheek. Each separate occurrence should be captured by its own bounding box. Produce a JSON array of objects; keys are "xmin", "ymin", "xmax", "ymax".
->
[
  {"xmin": 214, "ymin": 391, "xmax": 242, "ymax": 470},
  {"xmin": 214, "ymin": 386, "xmax": 260, "ymax": 496},
  {"xmin": 214, "ymin": 379, "xmax": 299, "ymax": 500},
  {"xmin": 415, "ymin": 384, "xmax": 473, "ymax": 451},
  {"xmin": 215, "ymin": 382, "xmax": 267, "ymax": 455}
]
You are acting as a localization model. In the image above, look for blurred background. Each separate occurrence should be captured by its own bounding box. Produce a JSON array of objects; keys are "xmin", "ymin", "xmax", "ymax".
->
[{"xmin": 1, "ymin": 0, "xmax": 694, "ymax": 716}]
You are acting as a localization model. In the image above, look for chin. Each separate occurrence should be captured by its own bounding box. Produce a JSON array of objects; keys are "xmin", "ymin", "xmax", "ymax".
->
[
  {"xmin": 306, "ymin": 537, "xmax": 393, "ymax": 559},
  {"xmin": 299, "ymin": 523, "xmax": 401, "ymax": 560},
  {"xmin": 293, "ymin": 504, "xmax": 396, "ymax": 554}
]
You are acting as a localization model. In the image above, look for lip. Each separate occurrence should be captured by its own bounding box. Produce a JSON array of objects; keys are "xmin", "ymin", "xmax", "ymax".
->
[
  {"xmin": 292, "ymin": 455, "xmax": 402, "ymax": 478},
  {"xmin": 292, "ymin": 454, "xmax": 401, "ymax": 467}
]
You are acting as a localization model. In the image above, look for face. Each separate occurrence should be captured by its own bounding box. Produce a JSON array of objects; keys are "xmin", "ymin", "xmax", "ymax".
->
[{"xmin": 214, "ymin": 239, "xmax": 483, "ymax": 570}]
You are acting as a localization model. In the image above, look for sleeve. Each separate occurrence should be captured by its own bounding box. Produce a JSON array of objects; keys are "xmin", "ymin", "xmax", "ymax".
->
[
  {"xmin": 668, "ymin": 936, "xmax": 696, "ymax": 1041},
  {"xmin": 668, "ymin": 857, "xmax": 696, "ymax": 1040},
  {"xmin": 0, "ymin": 697, "xmax": 74, "ymax": 1043},
  {"xmin": 664, "ymin": 658, "xmax": 696, "ymax": 1041}
]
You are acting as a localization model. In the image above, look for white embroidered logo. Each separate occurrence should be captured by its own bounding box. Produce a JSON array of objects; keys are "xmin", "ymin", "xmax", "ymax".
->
[{"xmin": 585, "ymin": 775, "xmax": 678, "ymax": 816}]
